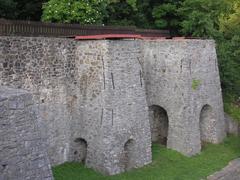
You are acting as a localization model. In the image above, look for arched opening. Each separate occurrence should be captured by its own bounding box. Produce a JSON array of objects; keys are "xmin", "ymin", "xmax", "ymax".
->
[
  {"xmin": 199, "ymin": 104, "xmax": 216, "ymax": 147},
  {"xmin": 72, "ymin": 138, "xmax": 87, "ymax": 164},
  {"xmin": 149, "ymin": 105, "xmax": 169, "ymax": 146},
  {"xmin": 122, "ymin": 139, "xmax": 135, "ymax": 171}
]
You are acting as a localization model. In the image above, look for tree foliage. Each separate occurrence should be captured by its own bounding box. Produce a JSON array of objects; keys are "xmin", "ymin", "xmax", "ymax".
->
[
  {"xmin": 42, "ymin": 0, "xmax": 108, "ymax": 24},
  {"xmin": 17, "ymin": 0, "xmax": 46, "ymax": 20},
  {"xmin": 104, "ymin": 0, "xmax": 136, "ymax": 26},
  {"xmin": 178, "ymin": 0, "xmax": 228, "ymax": 37},
  {"xmin": 218, "ymin": 0, "xmax": 240, "ymax": 95},
  {"xmin": 219, "ymin": 0, "xmax": 240, "ymax": 37},
  {"xmin": 0, "ymin": 0, "xmax": 46, "ymax": 20},
  {"xmin": 152, "ymin": 0, "xmax": 182, "ymax": 35},
  {"xmin": 0, "ymin": 0, "xmax": 17, "ymax": 19}
]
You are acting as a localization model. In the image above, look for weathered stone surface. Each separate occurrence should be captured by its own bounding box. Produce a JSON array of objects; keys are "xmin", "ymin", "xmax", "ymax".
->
[
  {"xmin": 141, "ymin": 40, "xmax": 226, "ymax": 156},
  {"xmin": 0, "ymin": 37, "xmax": 151, "ymax": 175},
  {"xmin": 225, "ymin": 113, "xmax": 239, "ymax": 135},
  {"xmin": 0, "ymin": 86, "xmax": 53, "ymax": 180},
  {"xmin": 208, "ymin": 158, "xmax": 240, "ymax": 180},
  {"xmin": 0, "ymin": 36, "xmax": 225, "ymax": 175}
]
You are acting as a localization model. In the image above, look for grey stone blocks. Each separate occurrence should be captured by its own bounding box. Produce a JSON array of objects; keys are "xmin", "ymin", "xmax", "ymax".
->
[{"xmin": 0, "ymin": 37, "xmax": 226, "ymax": 176}]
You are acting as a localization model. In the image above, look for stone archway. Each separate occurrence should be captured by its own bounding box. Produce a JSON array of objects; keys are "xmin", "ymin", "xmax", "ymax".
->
[
  {"xmin": 72, "ymin": 138, "xmax": 87, "ymax": 164},
  {"xmin": 149, "ymin": 105, "xmax": 169, "ymax": 146},
  {"xmin": 199, "ymin": 104, "xmax": 216, "ymax": 147},
  {"xmin": 121, "ymin": 139, "xmax": 135, "ymax": 171}
]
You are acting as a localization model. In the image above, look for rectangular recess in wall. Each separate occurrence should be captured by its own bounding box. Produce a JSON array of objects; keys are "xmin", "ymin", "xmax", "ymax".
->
[
  {"xmin": 101, "ymin": 57, "xmax": 106, "ymax": 89},
  {"xmin": 100, "ymin": 108, "xmax": 103, "ymax": 126},
  {"xmin": 112, "ymin": 109, "xmax": 114, "ymax": 126},
  {"xmin": 111, "ymin": 73, "xmax": 115, "ymax": 89},
  {"xmin": 140, "ymin": 70, "xmax": 143, "ymax": 87}
]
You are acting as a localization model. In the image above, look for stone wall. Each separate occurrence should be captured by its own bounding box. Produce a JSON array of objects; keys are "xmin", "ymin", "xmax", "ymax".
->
[
  {"xmin": 0, "ymin": 36, "xmax": 226, "ymax": 175},
  {"xmin": 0, "ymin": 37, "xmax": 151, "ymax": 175},
  {"xmin": 0, "ymin": 86, "xmax": 52, "ymax": 180},
  {"xmin": 93, "ymin": 40, "xmax": 151, "ymax": 174},
  {"xmin": 0, "ymin": 37, "xmax": 78, "ymax": 165},
  {"xmin": 141, "ymin": 40, "xmax": 226, "ymax": 156},
  {"xmin": 225, "ymin": 113, "xmax": 240, "ymax": 136}
]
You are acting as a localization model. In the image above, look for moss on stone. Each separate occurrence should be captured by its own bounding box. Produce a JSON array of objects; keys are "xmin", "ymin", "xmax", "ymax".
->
[{"xmin": 192, "ymin": 79, "xmax": 201, "ymax": 90}]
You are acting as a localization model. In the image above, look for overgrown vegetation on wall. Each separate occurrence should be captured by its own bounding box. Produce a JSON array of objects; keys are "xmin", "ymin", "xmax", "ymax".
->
[{"xmin": 0, "ymin": 0, "xmax": 239, "ymax": 100}]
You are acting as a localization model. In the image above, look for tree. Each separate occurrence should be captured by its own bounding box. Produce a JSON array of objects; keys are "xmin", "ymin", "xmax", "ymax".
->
[
  {"xmin": 217, "ymin": 0, "xmax": 240, "ymax": 95},
  {"xmin": 134, "ymin": 0, "xmax": 157, "ymax": 28},
  {"xmin": 0, "ymin": 0, "xmax": 17, "ymax": 19},
  {"xmin": 42, "ymin": 0, "xmax": 108, "ymax": 24},
  {"xmin": 178, "ymin": 0, "xmax": 228, "ymax": 37},
  {"xmin": 104, "ymin": 0, "xmax": 136, "ymax": 26},
  {"xmin": 152, "ymin": 0, "xmax": 182, "ymax": 35},
  {"xmin": 0, "ymin": 0, "xmax": 46, "ymax": 20},
  {"xmin": 219, "ymin": 0, "xmax": 240, "ymax": 38},
  {"xmin": 217, "ymin": 38, "xmax": 240, "ymax": 96},
  {"xmin": 104, "ymin": 0, "xmax": 161, "ymax": 28},
  {"xmin": 16, "ymin": 0, "xmax": 46, "ymax": 20}
]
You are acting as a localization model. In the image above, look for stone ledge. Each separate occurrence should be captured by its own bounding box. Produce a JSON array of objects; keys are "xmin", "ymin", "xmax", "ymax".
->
[{"xmin": 207, "ymin": 159, "xmax": 240, "ymax": 180}]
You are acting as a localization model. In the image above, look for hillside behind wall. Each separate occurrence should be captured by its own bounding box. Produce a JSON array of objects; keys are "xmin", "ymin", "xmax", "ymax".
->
[{"xmin": 0, "ymin": 86, "xmax": 52, "ymax": 180}]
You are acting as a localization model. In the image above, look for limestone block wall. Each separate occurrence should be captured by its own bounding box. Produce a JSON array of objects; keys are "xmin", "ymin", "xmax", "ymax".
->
[
  {"xmin": 0, "ymin": 37, "xmax": 77, "ymax": 165},
  {"xmin": 96, "ymin": 41, "xmax": 151, "ymax": 174},
  {"xmin": 0, "ymin": 86, "xmax": 52, "ymax": 180},
  {"xmin": 0, "ymin": 37, "xmax": 151, "ymax": 175},
  {"xmin": 67, "ymin": 40, "xmax": 151, "ymax": 175},
  {"xmin": 0, "ymin": 36, "xmax": 226, "ymax": 175},
  {"xmin": 141, "ymin": 40, "xmax": 226, "ymax": 156}
]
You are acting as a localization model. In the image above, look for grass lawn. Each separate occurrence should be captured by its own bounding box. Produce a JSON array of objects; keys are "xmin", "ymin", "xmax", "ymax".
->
[{"xmin": 53, "ymin": 135, "xmax": 240, "ymax": 180}]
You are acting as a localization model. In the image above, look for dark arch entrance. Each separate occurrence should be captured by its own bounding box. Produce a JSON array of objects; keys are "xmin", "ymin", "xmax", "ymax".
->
[
  {"xmin": 199, "ymin": 104, "xmax": 215, "ymax": 147},
  {"xmin": 72, "ymin": 138, "xmax": 87, "ymax": 164},
  {"xmin": 149, "ymin": 105, "xmax": 169, "ymax": 146},
  {"xmin": 121, "ymin": 139, "xmax": 135, "ymax": 171}
]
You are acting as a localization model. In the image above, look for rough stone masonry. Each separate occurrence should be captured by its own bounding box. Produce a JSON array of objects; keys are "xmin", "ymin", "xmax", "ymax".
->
[
  {"xmin": 0, "ymin": 86, "xmax": 52, "ymax": 180},
  {"xmin": 0, "ymin": 36, "xmax": 226, "ymax": 176}
]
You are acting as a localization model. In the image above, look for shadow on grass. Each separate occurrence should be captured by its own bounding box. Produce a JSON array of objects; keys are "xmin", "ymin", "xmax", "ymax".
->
[{"xmin": 53, "ymin": 135, "xmax": 240, "ymax": 180}]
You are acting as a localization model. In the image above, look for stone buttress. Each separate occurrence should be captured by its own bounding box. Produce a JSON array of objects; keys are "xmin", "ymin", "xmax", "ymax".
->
[
  {"xmin": 70, "ymin": 40, "xmax": 152, "ymax": 175},
  {"xmin": 141, "ymin": 40, "xmax": 226, "ymax": 156}
]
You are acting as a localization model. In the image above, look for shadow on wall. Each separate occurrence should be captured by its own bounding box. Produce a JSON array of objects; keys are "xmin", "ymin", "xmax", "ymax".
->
[
  {"xmin": 149, "ymin": 105, "xmax": 169, "ymax": 146},
  {"xmin": 200, "ymin": 104, "xmax": 216, "ymax": 148},
  {"xmin": 71, "ymin": 138, "xmax": 88, "ymax": 164}
]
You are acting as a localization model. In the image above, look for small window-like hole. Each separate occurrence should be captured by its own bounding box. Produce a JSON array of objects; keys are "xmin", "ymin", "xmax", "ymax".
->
[
  {"xmin": 74, "ymin": 151, "xmax": 78, "ymax": 155},
  {"xmin": 2, "ymin": 164, "xmax": 7, "ymax": 170}
]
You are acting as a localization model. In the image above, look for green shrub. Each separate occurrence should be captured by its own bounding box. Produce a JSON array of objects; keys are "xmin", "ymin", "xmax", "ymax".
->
[{"xmin": 42, "ymin": 0, "xmax": 108, "ymax": 24}]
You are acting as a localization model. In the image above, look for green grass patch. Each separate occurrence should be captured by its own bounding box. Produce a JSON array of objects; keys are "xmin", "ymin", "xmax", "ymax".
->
[
  {"xmin": 53, "ymin": 135, "xmax": 240, "ymax": 180},
  {"xmin": 224, "ymin": 95, "xmax": 240, "ymax": 122}
]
